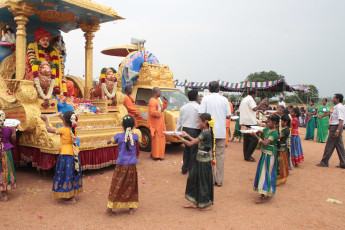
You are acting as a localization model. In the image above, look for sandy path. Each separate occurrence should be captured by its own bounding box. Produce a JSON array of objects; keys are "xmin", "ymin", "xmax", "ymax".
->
[{"xmin": 1, "ymin": 124, "xmax": 344, "ymax": 230}]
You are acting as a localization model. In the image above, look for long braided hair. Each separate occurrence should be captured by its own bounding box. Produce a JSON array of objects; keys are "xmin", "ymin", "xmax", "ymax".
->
[
  {"xmin": 199, "ymin": 113, "xmax": 216, "ymax": 165},
  {"xmin": 63, "ymin": 111, "xmax": 80, "ymax": 172},
  {"xmin": 122, "ymin": 115, "xmax": 135, "ymax": 151}
]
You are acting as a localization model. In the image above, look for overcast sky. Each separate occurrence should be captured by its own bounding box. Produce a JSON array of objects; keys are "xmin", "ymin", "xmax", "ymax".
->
[{"xmin": 64, "ymin": 0, "xmax": 345, "ymax": 97}]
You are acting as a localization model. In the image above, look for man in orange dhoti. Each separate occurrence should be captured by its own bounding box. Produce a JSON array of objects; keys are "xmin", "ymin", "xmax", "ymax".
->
[
  {"xmin": 224, "ymin": 95, "xmax": 233, "ymax": 147},
  {"xmin": 124, "ymin": 86, "xmax": 139, "ymax": 127},
  {"xmin": 148, "ymin": 87, "xmax": 168, "ymax": 160}
]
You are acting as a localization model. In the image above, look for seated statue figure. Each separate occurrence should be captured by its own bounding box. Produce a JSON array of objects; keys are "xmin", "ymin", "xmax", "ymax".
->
[
  {"xmin": 33, "ymin": 61, "xmax": 55, "ymax": 100},
  {"xmin": 26, "ymin": 27, "xmax": 72, "ymax": 96},
  {"xmin": 91, "ymin": 67, "xmax": 117, "ymax": 103}
]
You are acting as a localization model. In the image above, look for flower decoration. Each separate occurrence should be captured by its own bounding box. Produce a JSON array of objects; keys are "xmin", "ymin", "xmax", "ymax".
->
[
  {"xmin": 27, "ymin": 42, "xmax": 66, "ymax": 96},
  {"xmin": 70, "ymin": 114, "xmax": 78, "ymax": 128},
  {"xmin": 208, "ymin": 116, "xmax": 216, "ymax": 166},
  {"xmin": 32, "ymin": 60, "xmax": 56, "ymax": 100},
  {"xmin": 125, "ymin": 127, "xmax": 134, "ymax": 146},
  {"xmin": 70, "ymin": 129, "xmax": 80, "ymax": 172}
]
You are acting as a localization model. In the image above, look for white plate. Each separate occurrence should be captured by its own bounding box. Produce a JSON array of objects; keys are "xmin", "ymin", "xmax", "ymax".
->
[
  {"xmin": 251, "ymin": 126, "xmax": 265, "ymax": 131},
  {"xmin": 231, "ymin": 116, "xmax": 239, "ymax": 120},
  {"xmin": 4, "ymin": 119, "xmax": 20, "ymax": 127},
  {"xmin": 163, "ymin": 131, "xmax": 184, "ymax": 135},
  {"xmin": 240, "ymin": 130, "xmax": 258, "ymax": 133},
  {"xmin": 266, "ymin": 110, "xmax": 276, "ymax": 113}
]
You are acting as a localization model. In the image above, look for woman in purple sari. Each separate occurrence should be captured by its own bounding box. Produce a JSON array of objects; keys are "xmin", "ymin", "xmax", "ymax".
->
[{"xmin": 0, "ymin": 110, "xmax": 17, "ymax": 201}]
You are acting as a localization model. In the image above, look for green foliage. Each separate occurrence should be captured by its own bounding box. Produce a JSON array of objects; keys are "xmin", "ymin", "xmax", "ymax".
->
[
  {"xmin": 246, "ymin": 71, "xmax": 283, "ymax": 82},
  {"xmin": 296, "ymin": 84, "xmax": 320, "ymax": 104},
  {"xmin": 245, "ymin": 71, "xmax": 283, "ymax": 98}
]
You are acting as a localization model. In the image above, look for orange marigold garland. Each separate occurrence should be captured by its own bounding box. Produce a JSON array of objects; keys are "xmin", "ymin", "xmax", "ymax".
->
[{"xmin": 28, "ymin": 42, "xmax": 66, "ymax": 96}]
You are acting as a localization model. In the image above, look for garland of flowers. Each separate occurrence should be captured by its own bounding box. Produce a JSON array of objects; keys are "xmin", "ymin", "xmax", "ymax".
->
[
  {"xmin": 124, "ymin": 127, "xmax": 134, "ymax": 146},
  {"xmin": 27, "ymin": 42, "xmax": 65, "ymax": 95},
  {"xmin": 100, "ymin": 67, "xmax": 118, "ymax": 106},
  {"xmin": 208, "ymin": 116, "xmax": 216, "ymax": 165},
  {"xmin": 70, "ymin": 114, "xmax": 80, "ymax": 172},
  {"xmin": 31, "ymin": 60, "xmax": 56, "ymax": 102}
]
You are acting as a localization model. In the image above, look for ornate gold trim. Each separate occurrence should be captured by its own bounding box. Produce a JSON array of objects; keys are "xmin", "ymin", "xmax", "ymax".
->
[
  {"xmin": 62, "ymin": 0, "xmax": 124, "ymax": 19},
  {"xmin": 107, "ymin": 201, "xmax": 138, "ymax": 209},
  {"xmin": 51, "ymin": 187, "xmax": 83, "ymax": 199},
  {"xmin": 36, "ymin": 11, "xmax": 76, "ymax": 23}
]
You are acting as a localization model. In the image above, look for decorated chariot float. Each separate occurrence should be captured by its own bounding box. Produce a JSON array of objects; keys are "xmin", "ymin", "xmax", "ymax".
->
[
  {"xmin": 102, "ymin": 42, "xmax": 189, "ymax": 151},
  {"xmin": 0, "ymin": 0, "xmax": 143, "ymax": 171}
]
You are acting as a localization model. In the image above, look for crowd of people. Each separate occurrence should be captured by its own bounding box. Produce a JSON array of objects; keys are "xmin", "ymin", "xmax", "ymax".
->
[{"xmin": 0, "ymin": 82, "xmax": 344, "ymax": 214}]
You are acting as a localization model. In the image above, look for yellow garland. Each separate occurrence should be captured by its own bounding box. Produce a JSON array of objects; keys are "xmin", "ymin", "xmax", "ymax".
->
[
  {"xmin": 32, "ymin": 65, "xmax": 39, "ymax": 72},
  {"xmin": 100, "ymin": 73, "xmax": 105, "ymax": 79},
  {"xmin": 33, "ymin": 43, "xmax": 66, "ymax": 95},
  {"xmin": 208, "ymin": 116, "xmax": 216, "ymax": 164}
]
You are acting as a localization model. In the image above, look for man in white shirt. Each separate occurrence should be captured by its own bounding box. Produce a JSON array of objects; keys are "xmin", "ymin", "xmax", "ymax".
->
[
  {"xmin": 278, "ymin": 97, "xmax": 286, "ymax": 108},
  {"xmin": 176, "ymin": 90, "xmax": 201, "ymax": 174},
  {"xmin": 199, "ymin": 81, "xmax": 231, "ymax": 186},
  {"xmin": 239, "ymin": 88, "xmax": 268, "ymax": 162},
  {"xmin": 317, "ymin": 94, "xmax": 345, "ymax": 169}
]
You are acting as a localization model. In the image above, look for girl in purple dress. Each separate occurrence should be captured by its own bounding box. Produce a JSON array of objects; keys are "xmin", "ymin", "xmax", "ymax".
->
[
  {"xmin": 0, "ymin": 110, "xmax": 17, "ymax": 201},
  {"xmin": 105, "ymin": 115, "xmax": 139, "ymax": 215}
]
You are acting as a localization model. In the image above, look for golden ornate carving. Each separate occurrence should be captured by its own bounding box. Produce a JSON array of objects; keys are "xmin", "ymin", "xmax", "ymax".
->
[
  {"xmin": 15, "ymin": 80, "xmax": 37, "ymax": 103},
  {"xmin": 19, "ymin": 122, "xmax": 60, "ymax": 154},
  {"xmin": 0, "ymin": 52, "xmax": 16, "ymax": 80},
  {"xmin": 0, "ymin": 52, "xmax": 17, "ymax": 109},
  {"xmin": 36, "ymin": 11, "xmax": 76, "ymax": 23},
  {"xmin": 62, "ymin": 0, "xmax": 124, "ymax": 19},
  {"xmin": 78, "ymin": 21, "xmax": 100, "ymax": 99},
  {"xmin": 138, "ymin": 62, "xmax": 153, "ymax": 86}
]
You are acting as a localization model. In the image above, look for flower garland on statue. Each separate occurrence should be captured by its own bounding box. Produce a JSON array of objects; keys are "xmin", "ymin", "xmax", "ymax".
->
[
  {"xmin": 31, "ymin": 60, "xmax": 57, "ymax": 108},
  {"xmin": 207, "ymin": 117, "xmax": 216, "ymax": 166},
  {"xmin": 70, "ymin": 114, "xmax": 80, "ymax": 172},
  {"xmin": 28, "ymin": 43, "xmax": 63, "ymax": 95},
  {"xmin": 100, "ymin": 67, "xmax": 118, "ymax": 106}
]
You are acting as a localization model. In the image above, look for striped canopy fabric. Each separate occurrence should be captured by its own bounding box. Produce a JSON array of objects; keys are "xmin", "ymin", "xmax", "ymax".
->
[{"xmin": 175, "ymin": 78, "xmax": 310, "ymax": 93}]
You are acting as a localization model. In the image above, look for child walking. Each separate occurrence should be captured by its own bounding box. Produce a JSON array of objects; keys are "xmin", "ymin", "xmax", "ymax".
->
[
  {"xmin": 106, "ymin": 115, "xmax": 139, "ymax": 215},
  {"xmin": 231, "ymin": 110, "xmax": 242, "ymax": 142},
  {"xmin": 0, "ymin": 110, "xmax": 17, "ymax": 201},
  {"xmin": 277, "ymin": 114, "xmax": 291, "ymax": 185},
  {"xmin": 41, "ymin": 111, "xmax": 82, "ymax": 204},
  {"xmin": 290, "ymin": 108, "xmax": 304, "ymax": 167},
  {"xmin": 173, "ymin": 113, "xmax": 214, "ymax": 210},
  {"xmin": 250, "ymin": 114, "xmax": 280, "ymax": 204}
]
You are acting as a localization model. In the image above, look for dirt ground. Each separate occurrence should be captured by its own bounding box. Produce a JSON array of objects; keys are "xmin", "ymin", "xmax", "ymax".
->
[{"xmin": 1, "ymin": 123, "xmax": 345, "ymax": 230}]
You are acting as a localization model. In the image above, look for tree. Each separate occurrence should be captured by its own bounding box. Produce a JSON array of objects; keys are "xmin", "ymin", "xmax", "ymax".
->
[
  {"xmin": 244, "ymin": 71, "xmax": 283, "ymax": 98},
  {"xmin": 296, "ymin": 84, "xmax": 319, "ymax": 104}
]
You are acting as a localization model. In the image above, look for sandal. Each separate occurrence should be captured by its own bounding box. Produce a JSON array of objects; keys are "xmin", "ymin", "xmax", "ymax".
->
[{"xmin": 0, "ymin": 196, "xmax": 8, "ymax": 202}]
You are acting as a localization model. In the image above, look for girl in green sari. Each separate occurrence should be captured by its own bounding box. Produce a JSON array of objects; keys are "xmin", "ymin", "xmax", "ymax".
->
[
  {"xmin": 305, "ymin": 100, "xmax": 317, "ymax": 140},
  {"xmin": 317, "ymin": 98, "xmax": 330, "ymax": 143},
  {"xmin": 231, "ymin": 110, "xmax": 242, "ymax": 142}
]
